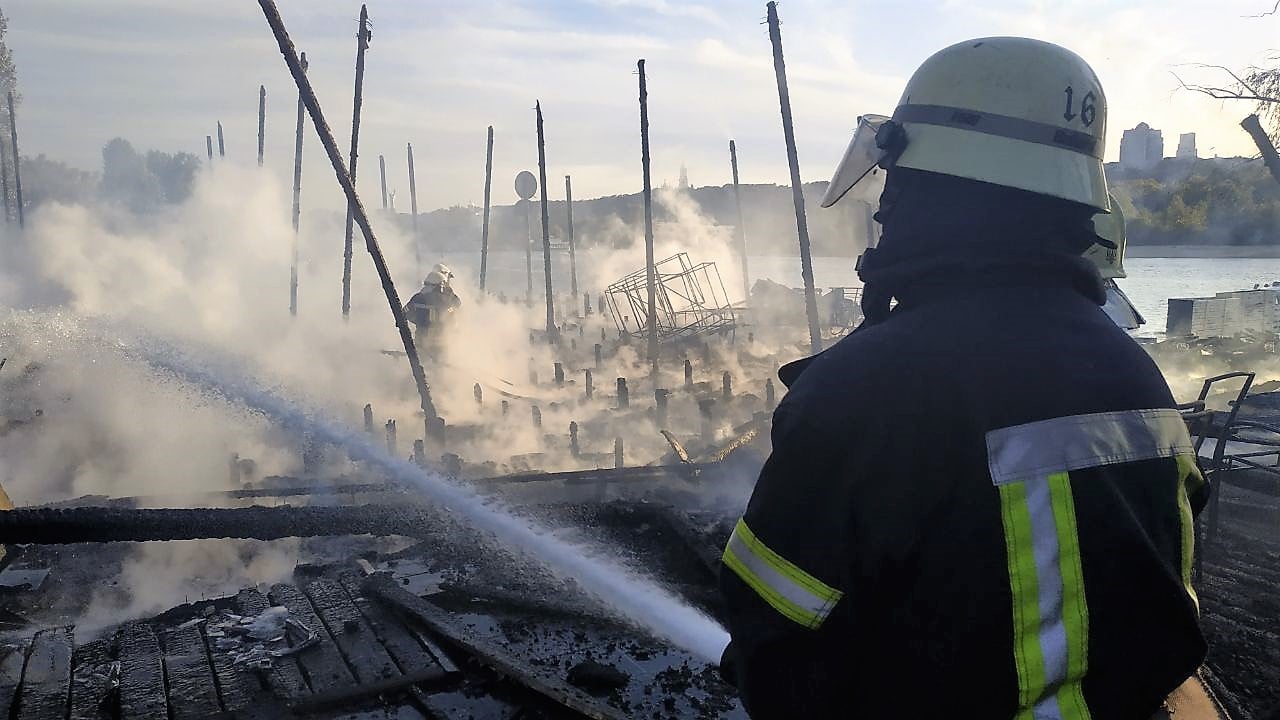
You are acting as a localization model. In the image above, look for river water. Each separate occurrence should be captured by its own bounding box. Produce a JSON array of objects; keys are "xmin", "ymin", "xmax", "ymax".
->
[{"xmin": 440, "ymin": 250, "xmax": 1280, "ymax": 338}]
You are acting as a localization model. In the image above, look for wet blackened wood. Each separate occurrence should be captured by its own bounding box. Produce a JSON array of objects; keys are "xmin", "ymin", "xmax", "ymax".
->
[
  {"xmin": 336, "ymin": 573, "xmax": 439, "ymax": 675},
  {"xmin": 268, "ymin": 583, "xmax": 357, "ymax": 692},
  {"xmin": 70, "ymin": 638, "xmax": 115, "ymax": 720},
  {"xmin": 234, "ymin": 588, "xmax": 308, "ymax": 699},
  {"xmin": 161, "ymin": 623, "xmax": 221, "ymax": 719},
  {"xmin": 117, "ymin": 621, "xmax": 167, "ymax": 720},
  {"xmin": 0, "ymin": 642, "xmax": 27, "ymax": 716},
  {"xmin": 16, "ymin": 626, "xmax": 72, "ymax": 720},
  {"xmin": 302, "ymin": 578, "xmax": 398, "ymax": 683}
]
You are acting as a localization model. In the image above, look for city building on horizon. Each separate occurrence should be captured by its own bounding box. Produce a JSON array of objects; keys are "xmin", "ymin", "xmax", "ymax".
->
[
  {"xmin": 1119, "ymin": 122, "xmax": 1165, "ymax": 169},
  {"xmin": 1177, "ymin": 132, "xmax": 1198, "ymax": 159}
]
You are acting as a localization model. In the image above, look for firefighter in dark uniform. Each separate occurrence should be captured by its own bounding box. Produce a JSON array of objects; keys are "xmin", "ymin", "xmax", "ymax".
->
[
  {"xmin": 718, "ymin": 37, "xmax": 1209, "ymax": 719},
  {"xmin": 403, "ymin": 265, "xmax": 461, "ymax": 354}
]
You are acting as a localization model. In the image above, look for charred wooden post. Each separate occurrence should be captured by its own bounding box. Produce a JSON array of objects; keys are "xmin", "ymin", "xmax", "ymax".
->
[
  {"xmin": 565, "ymin": 174, "xmax": 579, "ymax": 296},
  {"xmin": 655, "ymin": 389, "xmax": 669, "ymax": 429},
  {"xmin": 638, "ymin": 59, "xmax": 660, "ymax": 374},
  {"xmin": 699, "ymin": 398, "xmax": 715, "ymax": 443},
  {"xmin": 206, "ymin": 135, "xmax": 214, "ymax": 163},
  {"xmin": 701, "ymin": 342, "xmax": 711, "ymax": 367},
  {"xmin": 217, "ymin": 120, "xmax": 226, "ymax": 157},
  {"xmin": 722, "ymin": 371, "xmax": 733, "ymax": 401},
  {"xmin": 569, "ymin": 421, "xmax": 580, "ymax": 457},
  {"xmin": 258, "ymin": 85, "xmax": 266, "ymax": 167},
  {"xmin": 765, "ymin": 378, "xmax": 776, "ymax": 407},
  {"xmin": 413, "ymin": 439, "xmax": 425, "ymax": 468},
  {"xmin": 427, "ymin": 416, "xmax": 446, "ymax": 447},
  {"xmin": 229, "ymin": 453, "xmax": 242, "ymax": 486},
  {"xmin": 584, "ymin": 369, "xmax": 594, "ymax": 399},
  {"xmin": 385, "ymin": 419, "xmax": 397, "ymax": 456},
  {"xmin": 536, "ymin": 102, "xmax": 557, "ymax": 340},
  {"xmin": 363, "ymin": 403, "xmax": 374, "ymax": 434},
  {"xmin": 1242, "ymin": 114, "xmax": 1280, "ymax": 186},
  {"xmin": 473, "ymin": 383, "xmax": 483, "ymax": 405},
  {"xmin": 729, "ymin": 139, "xmax": 750, "ymax": 300},
  {"xmin": 524, "ymin": 199, "xmax": 533, "ymax": 303},
  {"xmin": 594, "ymin": 343, "xmax": 603, "ymax": 369},
  {"xmin": 407, "ymin": 142, "xmax": 421, "ymax": 276},
  {"xmin": 378, "ymin": 154, "xmax": 388, "ymax": 209},
  {"xmin": 341, "ymin": 4, "xmax": 372, "ymax": 319},
  {"xmin": 616, "ymin": 377, "xmax": 629, "ymax": 409},
  {"xmin": 260, "ymin": 0, "xmax": 439, "ymax": 433},
  {"xmin": 531, "ymin": 405, "xmax": 542, "ymax": 428},
  {"xmin": 501, "ymin": 400, "xmax": 510, "ymax": 416},
  {"xmin": 289, "ymin": 52, "xmax": 308, "ymax": 317},
  {"xmin": 684, "ymin": 358, "xmax": 693, "ymax": 389},
  {"xmin": 584, "ymin": 292, "xmax": 592, "ymax": 316},
  {"xmin": 598, "ymin": 295, "xmax": 606, "ymax": 315},
  {"xmin": 766, "ymin": 1, "xmax": 822, "ymax": 355},
  {"xmin": 614, "ymin": 437, "xmax": 624, "ymax": 468},
  {"xmin": 479, "ymin": 126, "xmax": 494, "ymax": 290},
  {"xmin": 554, "ymin": 362, "xmax": 565, "ymax": 387},
  {"xmin": 0, "ymin": 139, "xmax": 11, "ymax": 224}
]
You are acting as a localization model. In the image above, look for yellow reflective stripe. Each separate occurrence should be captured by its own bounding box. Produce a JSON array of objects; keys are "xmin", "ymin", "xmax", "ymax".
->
[
  {"xmin": 1048, "ymin": 472, "xmax": 1092, "ymax": 720},
  {"xmin": 1175, "ymin": 453, "xmax": 1202, "ymax": 610},
  {"xmin": 999, "ymin": 481, "xmax": 1046, "ymax": 710},
  {"xmin": 722, "ymin": 518, "xmax": 843, "ymax": 629}
]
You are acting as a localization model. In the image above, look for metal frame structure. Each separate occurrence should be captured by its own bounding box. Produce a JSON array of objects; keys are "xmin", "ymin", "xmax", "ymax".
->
[{"xmin": 605, "ymin": 253, "xmax": 736, "ymax": 342}]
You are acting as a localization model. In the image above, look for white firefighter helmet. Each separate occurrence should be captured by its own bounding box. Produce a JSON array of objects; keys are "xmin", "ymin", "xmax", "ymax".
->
[
  {"xmin": 822, "ymin": 37, "xmax": 1110, "ymax": 212},
  {"xmin": 432, "ymin": 263, "xmax": 454, "ymax": 280},
  {"xmin": 424, "ymin": 270, "xmax": 447, "ymax": 287},
  {"xmin": 1085, "ymin": 194, "xmax": 1126, "ymax": 279}
]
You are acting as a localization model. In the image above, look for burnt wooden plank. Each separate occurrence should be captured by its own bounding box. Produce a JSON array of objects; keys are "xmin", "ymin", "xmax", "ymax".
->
[
  {"xmin": 337, "ymin": 572, "xmax": 439, "ymax": 674},
  {"xmin": 233, "ymin": 588, "xmax": 308, "ymax": 699},
  {"xmin": 117, "ymin": 621, "xmax": 167, "ymax": 720},
  {"xmin": 70, "ymin": 638, "xmax": 115, "ymax": 720},
  {"xmin": 16, "ymin": 626, "xmax": 72, "ymax": 720},
  {"xmin": 0, "ymin": 642, "xmax": 27, "ymax": 717},
  {"xmin": 303, "ymin": 578, "xmax": 399, "ymax": 684},
  {"xmin": 268, "ymin": 583, "xmax": 357, "ymax": 692},
  {"xmin": 161, "ymin": 622, "xmax": 221, "ymax": 720}
]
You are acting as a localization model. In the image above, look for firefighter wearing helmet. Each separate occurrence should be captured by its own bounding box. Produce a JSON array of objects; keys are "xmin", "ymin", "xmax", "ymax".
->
[
  {"xmin": 403, "ymin": 265, "xmax": 461, "ymax": 354},
  {"xmin": 718, "ymin": 37, "xmax": 1207, "ymax": 719}
]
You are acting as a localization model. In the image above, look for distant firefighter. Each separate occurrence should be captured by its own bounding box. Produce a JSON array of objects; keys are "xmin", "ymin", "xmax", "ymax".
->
[{"xmin": 403, "ymin": 265, "xmax": 461, "ymax": 353}]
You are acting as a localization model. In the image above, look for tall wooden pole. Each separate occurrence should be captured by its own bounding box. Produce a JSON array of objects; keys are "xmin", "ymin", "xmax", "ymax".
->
[
  {"xmin": 290, "ymin": 52, "xmax": 308, "ymax": 317},
  {"xmin": 524, "ymin": 198, "xmax": 533, "ymax": 303},
  {"xmin": 479, "ymin": 126, "xmax": 493, "ymax": 291},
  {"xmin": 728, "ymin": 139, "xmax": 750, "ymax": 301},
  {"xmin": 0, "ymin": 139, "xmax": 11, "ymax": 224},
  {"xmin": 638, "ymin": 59, "xmax": 659, "ymax": 373},
  {"xmin": 565, "ymin": 174, "xmax": 578, "ymax": 296},
  {"xmin": 766, "ymin": 2, "xmax": 822, "ymax": 355},
  {"xmin": 379, "ymin": 154, "xmax": 388, "ymax": 209},
  {"xmin": 258, "ymin": 0, "xmax": 438, "ymax": 431},
  {"xmin": 206, "ymin": 135, "xmax": 213, "ymax": 163},
  {"xmin": 406, "ymin": 143, "xmax": 421, "ymax": 276},
  {"xmin": 6, "ymin": 93, "xmax": 21, "ymax": 229},
  {"xmin": 342, "ymin": 3, "xmax": 371, "ymax": 318},
  {"xmin": 217, "ymin": 121, "xmax": 226, "ymax": 158},
  {"xmin": 536, "ymin": 102, "xmax": 556, "ymax": 340},
  {"xmin": 258, "ymin": 85, "xmax": 266, "ymax": 167}
]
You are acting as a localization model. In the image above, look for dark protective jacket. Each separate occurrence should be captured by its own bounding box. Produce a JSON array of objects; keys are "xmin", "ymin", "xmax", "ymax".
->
[
  {"xmin": 403, "ymin": 286, "xmax": 461, "ymax": 329},
  {"xmin": 719, "ymin": 271, "xmax": 1207, "ymax": 719}
]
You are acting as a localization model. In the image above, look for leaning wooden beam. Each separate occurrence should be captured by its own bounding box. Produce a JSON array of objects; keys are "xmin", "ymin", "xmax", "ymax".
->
[
  {"xmin": 259, "ymin": 0, "xmax": 439, "ymax": 428},
  {"xmin": 378, "ymin": 153, "xmax": 388, "ymax": 209},
  {"xmin": 637, "ymin": 59, "xmax": 659, "ymax": 373},
  {"xmin": 362, "ymin": 574, "xmax": 629, "ymax": 720},
  {"xmin": 406, "ymin": 142, "xmax": 421, "ymax": 275},
  {"xmin": 342, "ymin": 3, "xmax": 372, "ymax": 318},
  {"xmin": 536, "ymin": 101, "xmax": 557, "ymax": 340},
  {"xmin": 728, "ymin": 139, "xmax": 750, "ymax": 300},
  {"xmin": 258, "ymin": 85, "xmax": 266, "ymax": 167},
  {"xmin": 766, "ymin": 1, "xmax": 822, "ymax": 354},
  {"xmin": 1242, "ymin": 113, "xmax": 1280, "ymax": 187},
  {"xmin": 290, "ymin": 52, "xmax": 309, "ymax": 317},
  {"xmin": 479, "ymin": 126, "xmax": 494, "ymax": 290},
  {"xmin": 6, "ymin": 92, "xmax": 23, "ymax": 229},
  {"xmin": 217, "ymin": 120, "xmax": 226, "ymax": 158}
]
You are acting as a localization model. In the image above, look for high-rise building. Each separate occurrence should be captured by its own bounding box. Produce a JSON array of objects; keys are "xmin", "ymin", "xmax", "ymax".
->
[
  {"xmin": 1177, "ymin": 132, "xmax": 1197, "ymax": 159},
  {"xmin": 1119, "ymin": 122, "xmax": 1164, "ymax": 169}
]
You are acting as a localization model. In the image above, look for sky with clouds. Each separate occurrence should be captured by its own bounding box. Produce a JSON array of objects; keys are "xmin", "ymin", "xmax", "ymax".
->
[{"xmin": 5, "ymin": 0, "xmax": 1278, "ymax": 213}]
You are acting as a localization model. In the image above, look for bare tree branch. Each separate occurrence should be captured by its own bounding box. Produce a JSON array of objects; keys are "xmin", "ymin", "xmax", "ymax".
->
[{"xmin": 1244, "ymin": 0, "xmax": 1280, "ymax": 17}]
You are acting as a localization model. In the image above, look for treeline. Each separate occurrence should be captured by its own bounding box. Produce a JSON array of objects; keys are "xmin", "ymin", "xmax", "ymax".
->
[{"xmin": 1108, "ymin": 158, "xmax": 1279, "ymax": 246}]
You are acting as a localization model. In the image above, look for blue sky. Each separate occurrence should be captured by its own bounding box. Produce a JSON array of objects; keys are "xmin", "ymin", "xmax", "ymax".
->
[{"xmin": 5, "ymin": 0, "xmax": 1277, "ymax": 212}]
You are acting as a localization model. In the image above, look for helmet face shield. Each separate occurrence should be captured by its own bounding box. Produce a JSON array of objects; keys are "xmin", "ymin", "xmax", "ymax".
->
[{"xmin": 820, "ymin": 114, "xmax": 893, "ymax": 208}]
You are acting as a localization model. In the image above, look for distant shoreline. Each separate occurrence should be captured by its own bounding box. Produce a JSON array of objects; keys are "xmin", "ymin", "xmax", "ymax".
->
[{"xmin": 1127, "ymin": 245, "xmax": 1280, "ymax": 258}]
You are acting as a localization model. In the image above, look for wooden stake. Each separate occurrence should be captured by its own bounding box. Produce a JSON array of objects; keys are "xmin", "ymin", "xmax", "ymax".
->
[
  {"xmin": 290, "ymin": 52, "xmax": 308, "ymax": 317},
  {"xmin": 479, "ymin": 126, "xmax": 494, "ymax": 291},
  {"xmin": 729, "ymin": 139, "xmax": 750, "ymax": 300},
  {"xmin": 536, "ymin": 101, "xmax": 557, "ymax": 340},
  {"xmin": 766, "ymin": 2, "xmax": 822, "ymax": 355},
  {"xmin": 258, "ymin": 0, "xmax": 439, "ymax": 430},
  {"xmin": 258, "ymin": 85, "xmax": 266, "ymax": 167},
  {"xmin": 342, "ymin": 3, "xmax": 371, "ymax": 318},
  {"xmin": 406, "ymin": 142, "xmax": 421, "ymax": 276},
  {"xmin": 217, "ymin": 120, "xmax": 226, "ymax": 158},
  {"xmin": 637, "ymin": 60, "xmax": 659, "ymax": 374},
  {"xmin": 565, "ymin": 174, "xmax": 578, "ymax": 296},
  {"xmin": 206, "ymin": 135, "xmax": 213, "ymax": 163},
  {"xmin": 379, "ymin": 154, "xmax": 388, "ymax": 209}
]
